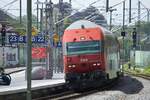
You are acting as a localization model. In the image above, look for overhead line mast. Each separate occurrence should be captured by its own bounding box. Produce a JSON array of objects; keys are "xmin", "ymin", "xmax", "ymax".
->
[
  {"xmin": 106, "ymin": 0, "xmax": 109, "ymax": 12},
  {"xmin": 137, "ymin": 0, "xmax": 141, "ymax": 45},
  {"xmin": 129, "ymin": 0, "xmax": 131, "ymax": 23},
  {"xmin": 36, "ymin": 0, "xmax": 39, "ymax": 29},
  {"xmin": 122, "ymin": 0, "xmax": 125, "ymax": 31},
  {"xmin": 26, "ymin": 0, "xmax": 32, "ymax": 99}
]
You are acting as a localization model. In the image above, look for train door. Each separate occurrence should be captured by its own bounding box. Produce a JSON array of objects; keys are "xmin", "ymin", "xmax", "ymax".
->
[{"xmin": 107, "ymin": 53, "xmax": 117, "ymax": 78}]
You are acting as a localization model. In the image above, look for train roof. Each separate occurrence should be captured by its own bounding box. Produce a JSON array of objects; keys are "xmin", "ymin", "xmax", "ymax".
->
[
  {"xmin": 66, "ymin": 20, "xmax": 100, "ymax": 30},
  {"xmin": 65, "ymin": 20, "xmax": 114, "ymax": 36},
  {"xmin": 66, "ymin": 20, "xmax": 111, "ymax": 32}
]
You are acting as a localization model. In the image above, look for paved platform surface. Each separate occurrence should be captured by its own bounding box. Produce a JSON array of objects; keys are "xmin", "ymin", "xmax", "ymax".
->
[
  {"xmin": 5, "ymin": 67, "xmax": 26, "ymax": 74},
  {"xmin": 0, "ymin": 70, "xmax": 65, "ymax": 95}
]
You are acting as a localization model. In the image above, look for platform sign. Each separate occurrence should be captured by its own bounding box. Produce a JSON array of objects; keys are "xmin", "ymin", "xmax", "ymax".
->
[
  {"xmin": 31, "ymin": 36, "xmax": 36, "ymax": 43},
  {"xmin": 18, "ymin": 36, "xmax": 26, "ymax": 43},
  {"xmin": 32, "ymin": 27, "xmax": 38, "ymax": 36},
  {"xmin": 8, "ymin": 35, "xmax": 19, "ymax": 43},
  {"xmin": 36, "ymin": 35, "xmax": 45, "ymax": 43},
  {"xmin": 57, "ymin": 41, "xmax": 62, "ymax": 47},
  {"xmin": 32, "ymin": 47, "xmax": 47, "ymax": 59},
  {"xmin": 53, "ymin": 33, "xmax": 59, "ymax": 43},
  {"xmin": 8, "ymin": 35, "xmax": 45, "ymax": 43}
]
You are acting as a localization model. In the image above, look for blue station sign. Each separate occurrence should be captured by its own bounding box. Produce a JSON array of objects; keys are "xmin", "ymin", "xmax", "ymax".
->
[{"xmin": 8, "ymin": 35, "xmax": 45, "ymax": 43}]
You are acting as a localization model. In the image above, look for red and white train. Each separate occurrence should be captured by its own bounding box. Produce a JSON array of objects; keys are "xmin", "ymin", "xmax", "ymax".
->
[{"xmin": 62, "ymin": 20, "xmax": 122, "ymax": 85}]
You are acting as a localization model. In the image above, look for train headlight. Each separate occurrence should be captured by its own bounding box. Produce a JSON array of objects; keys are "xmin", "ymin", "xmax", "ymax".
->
[
  {"xmin": 93, "ymin": 63, "xmax": 96, "ymax": 66},
  {"xmin": 72, "ymin": 65, "xmax": 76, "ymax": 68},
  {"xmin": 68, "ymin": 65, "xmax": 76, "ymax": 68},
  {"xmin": 68, "ymin": 65, "xmax": 72, "ymax": 68},
  {"xmin": 97, "ymin": 63, "xmax": 101, "ymax": 66}
]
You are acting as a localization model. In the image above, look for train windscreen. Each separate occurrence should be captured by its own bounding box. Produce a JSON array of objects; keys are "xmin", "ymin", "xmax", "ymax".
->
[{"xmin": 66, "ymin": 40, "xmax": 101, "ymax": 55}]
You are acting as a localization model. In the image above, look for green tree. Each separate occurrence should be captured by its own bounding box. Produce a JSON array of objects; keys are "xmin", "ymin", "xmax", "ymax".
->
[
  {"xmin": 135, "ymin": 21, "xmax": 150, "ymax": 35},
  {"xmin": 64, "ymin": 18, "xmax": 72, "ymax": 29},
  {"xmin": 13, "ymin": 14, "xmax": 38, "ymax": 35},
  {"xmin": 17, "ymin": 15, "xmax": 37, "ymax": 27}
]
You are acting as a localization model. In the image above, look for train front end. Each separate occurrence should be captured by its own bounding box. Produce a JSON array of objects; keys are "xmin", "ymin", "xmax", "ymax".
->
[{"xmin": 62, "ymin": 20, "xmax": 106, "ymax": 83}]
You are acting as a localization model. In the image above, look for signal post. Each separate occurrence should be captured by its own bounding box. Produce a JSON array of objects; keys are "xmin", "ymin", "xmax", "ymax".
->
[{"xmin": 132, "ymin": 28, "xmax": 137, "ymax": 70}]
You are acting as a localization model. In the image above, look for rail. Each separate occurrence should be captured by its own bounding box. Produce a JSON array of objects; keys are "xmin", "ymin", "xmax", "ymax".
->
[
  {"xmin": 125, "ymin": 71, "xmax": 150, "ymax": 80},
  {"xmin": 0, "ymin": 76, "xmax": 121, "ymax": 100},
  {"xmin": 34, "ymin": 78, "xmax": 119, "ymax": 100},
  {"xmin": 0, "ymin": 83, "xmax": 66, "ymax": 100}
]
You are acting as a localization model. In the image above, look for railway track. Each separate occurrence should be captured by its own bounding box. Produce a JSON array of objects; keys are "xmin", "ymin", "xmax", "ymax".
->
[
  {"xmin": 34, "ymin": 78, "xmax": 119, "ymax": 100},
  {"xmin": 0, "ymin": 83, "xmax": 67, "ymax": 100},
  {"xmin": 50, "ymin": 89, "xmax": 99, "ymax": 100},
  {"xmin": 0, "ymin": 77, "xmax": 120, "ymax": 100},
  {"xmin": 125, "ymin": 71, "xmax": 150, "ymax": 80}
]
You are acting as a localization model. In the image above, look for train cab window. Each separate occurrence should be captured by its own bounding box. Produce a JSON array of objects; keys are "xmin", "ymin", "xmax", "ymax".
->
[{"xmin": 66, "ymin": 40, "xmax": 101, "ymax": 55}]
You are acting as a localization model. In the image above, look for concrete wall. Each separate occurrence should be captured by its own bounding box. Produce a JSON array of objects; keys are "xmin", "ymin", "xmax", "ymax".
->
[
  {"xmin": 0, "ymin": 47, "xmax": 18, "ymax": 67},
  {"xmin": 130, "ymin": 50, "xmax": 150, "ymax": 67}
]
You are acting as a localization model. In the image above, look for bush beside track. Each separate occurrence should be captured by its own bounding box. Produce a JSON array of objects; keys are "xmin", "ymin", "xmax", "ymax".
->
[{"xmin": 123, "ymin": 63, "xmax": 150, "ymax": 78}]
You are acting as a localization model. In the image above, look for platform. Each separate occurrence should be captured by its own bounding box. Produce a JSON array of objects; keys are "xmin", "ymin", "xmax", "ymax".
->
[{"xmin": 0, "ymin": 70, "xmax": 65, "ymax": 95}]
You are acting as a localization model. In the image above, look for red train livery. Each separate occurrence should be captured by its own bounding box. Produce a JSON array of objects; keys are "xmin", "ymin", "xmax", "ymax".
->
[{"xmin": 62, "ymin": 20, "xmax": 122, "ymax": 84}]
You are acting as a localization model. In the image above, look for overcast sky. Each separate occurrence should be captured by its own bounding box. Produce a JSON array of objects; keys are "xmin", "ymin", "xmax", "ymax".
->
[{"xmin": 0, "ymin": 0, "xmax": 150, "ymax": 26}]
